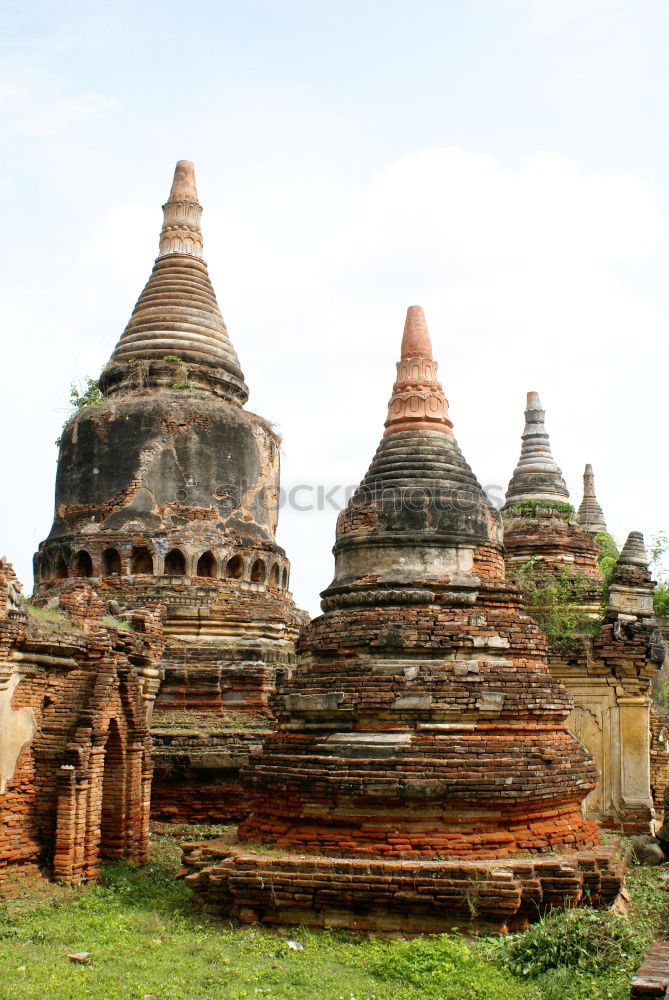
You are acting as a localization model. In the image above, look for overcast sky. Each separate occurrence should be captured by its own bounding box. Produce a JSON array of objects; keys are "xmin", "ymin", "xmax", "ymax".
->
[{"xmin": 1, "ymin": 0, "xmax": 667, "ymax": 616}]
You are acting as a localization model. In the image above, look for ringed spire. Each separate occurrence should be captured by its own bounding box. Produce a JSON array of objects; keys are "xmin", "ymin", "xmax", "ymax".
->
[{"xmin": 102, "ymin": 160, "xmax": 248, "ymax": 403}]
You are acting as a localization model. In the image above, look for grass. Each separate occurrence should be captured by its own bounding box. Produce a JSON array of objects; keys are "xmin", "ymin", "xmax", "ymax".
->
[
  {"xmin": 25, "ymin": 603, "xmax": 82, "ymax": 636},
  {"xmin": 0, "ymin": 829, "xmax": 667, "ymax": 1000},
  {"xmin": 101, "ymin": 615, "xmax": 132, "ymax": 631}
]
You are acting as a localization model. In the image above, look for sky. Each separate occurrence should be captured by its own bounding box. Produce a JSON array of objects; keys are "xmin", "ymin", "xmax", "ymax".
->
[{"xmin": 0, "ymin": 0, "xmax": 667, "ymax": 616}]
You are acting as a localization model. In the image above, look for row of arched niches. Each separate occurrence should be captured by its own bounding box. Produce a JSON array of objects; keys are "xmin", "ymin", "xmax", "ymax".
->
[{"xmin": 36, "ymin": 545, "xmax": 290, "ymax": 591}]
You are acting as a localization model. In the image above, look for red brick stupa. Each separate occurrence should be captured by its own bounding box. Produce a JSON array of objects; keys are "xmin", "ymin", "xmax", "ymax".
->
[{"xmin": 183, "ymin": 307, "xmax": 624, "ymax": 933}]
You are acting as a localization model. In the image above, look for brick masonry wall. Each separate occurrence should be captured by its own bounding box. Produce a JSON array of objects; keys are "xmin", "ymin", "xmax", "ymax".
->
[
  {"xmin": 180, "ymin": 834, "xmax": 626, "ymax": 935},
  {"xmin": 631, "ymin": 941, "xmax": 669, "ymax": 999},
  {"xmin": 0, "ymin": 566, "xmax": 163, "ymax": 884},
  {"xmin": 650, "ymin": 708, "xmax": 669, "ymax": 817}
]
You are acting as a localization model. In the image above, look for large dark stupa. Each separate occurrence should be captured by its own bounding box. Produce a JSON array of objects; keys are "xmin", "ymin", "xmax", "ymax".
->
[{"xmin": 33, "ymin": 161, "xmax": 306, "ymax": 822}]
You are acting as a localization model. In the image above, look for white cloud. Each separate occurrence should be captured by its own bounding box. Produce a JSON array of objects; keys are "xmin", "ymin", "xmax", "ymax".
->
[
  {"xmin": 8, "ymin": 90, "xmax": 117, "ymax": 136},
  {"xmin": 523, "ymin": 0, "xmax": 646, "ymax": 35}
]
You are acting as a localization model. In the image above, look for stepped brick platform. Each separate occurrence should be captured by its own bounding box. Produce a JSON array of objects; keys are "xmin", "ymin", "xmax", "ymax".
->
[
  {"xmin": 631, "ymin": 941, "xmax": 669, "ymax": 999},
  {"xmin": 180, "ymin": 834, "xmax": 626, "ymax": 935},
  {"xmin": 184, "ymin": 307, "xmax": 621, "ymax": 933}
]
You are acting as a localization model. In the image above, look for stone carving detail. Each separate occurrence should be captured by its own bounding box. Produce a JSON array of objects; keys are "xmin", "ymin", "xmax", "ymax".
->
[
  {"xmin": 0, "ymin": 556, "xmax": 24, "ymax": 616},
  {"xmin": 383, "ymin": 307, "xmax": 453, "ymax": 435},
  {"xmin": 158, "ymin": 160, "xmax": 204, "ymax": 259}
]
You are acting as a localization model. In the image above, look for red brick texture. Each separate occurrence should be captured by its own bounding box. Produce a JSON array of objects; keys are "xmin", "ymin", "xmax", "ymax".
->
[
  {"xmin": 181, "ymin": 834, "xmax": 626, "ymax": 935},
  {"xmin": 0, "ymin": 566, "xmax": 164, "ymax": 884}
]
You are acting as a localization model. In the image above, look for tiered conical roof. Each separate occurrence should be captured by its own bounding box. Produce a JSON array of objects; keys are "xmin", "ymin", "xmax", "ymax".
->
[
  {"xmin": 618, "ymin": 531, "xmax": 649, "ymax": 568},
  {"xmin": 503, "ymin": 391, "xmax": 570, "ymax": 509},
  {"xmin": 323, "ymin": 307, "xmax": 502, "ymax": 603},
  {"xmin": 578, "ymin": 464, "xmax": 607, "ymax": 534},
  {"xmin": 102, "ymin": 161, "xmax": 248, "ymax": 403}
]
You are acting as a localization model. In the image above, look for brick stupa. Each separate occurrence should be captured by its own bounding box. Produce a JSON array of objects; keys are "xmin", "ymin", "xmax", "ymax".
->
[
  {"xmin": 182, "ymin": 307, "xmax": 624, "ymax": 934},
  {"xmin": 578, "ymin": 464, "xmax": 608, "ymax": 535},
  {"xmin": 502, "ymin": 392, "xmax": 603, "ymax": 609},
  {"xmin": 33, "ymin": 161, "xmax": 306, "ymax": 823},
  {"xmin": 502, "ymin": 397, "xmax": 664, "ymax": 833}
]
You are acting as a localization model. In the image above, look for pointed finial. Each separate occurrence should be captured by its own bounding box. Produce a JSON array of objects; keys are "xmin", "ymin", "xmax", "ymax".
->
[
  {"xmin": 503, "ymin": 391, "xmax": 570, "ymax": 509},
  {"xmin": 578, "ymin": 464, "xmax": 607, "ymax": 534},
  {"xmin": 384, "ymin": 306, "xmax": 453, "ymax": 436},
  {"xmin": 401, "ymin": 305, "xmax": 433, "ymax": 359},
  {"xmin": 583, "ymin": 464, "xmax": 596, "ymax": 497},
  {"xmin": 618, "ymin": 531, "xmax": 649, "ymax": 568},
  {"xmin": 159, "ymin": 160, "xmax": 204, "ymax": 258},
  {"xmin": 168, "ymin": 160, "xmax": 198, "ymax": 201}
]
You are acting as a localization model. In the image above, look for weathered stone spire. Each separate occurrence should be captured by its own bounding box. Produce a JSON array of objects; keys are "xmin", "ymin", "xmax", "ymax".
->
[
  {"xmin": 618, "ymin": 531, "xmax": 649, "ymax": 568},
  {"xmin": 158, "ymin": 160, "xmax": 203, "ymax": 258},
  {"xmin": 578, "ymin": 464, "xmax": 607, "ymax": 534},
  {"xmin": 503, "ymin": 391, "xmax": 570, "ymax": 509},
  {"xmin": 324, "ymin": 307, "xmax": 501, "ymax": 606},
  {"xmin": 384, "ymin": 306, "xmax": 453, "ymax": 436},
  {"xmin": 607, "ymin": 531, "xmax": 656, "ymax": 618},
  {"xmin": 101, "ymin": 160, "xmax": 248, "ymax": 403}
]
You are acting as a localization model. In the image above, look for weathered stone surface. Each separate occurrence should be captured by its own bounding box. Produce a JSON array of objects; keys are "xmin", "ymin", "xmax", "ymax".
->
[
  {"xmin": 631, "ymin": 835, "xmax": 667, "ymax": 866},
  {"xmin": 577, "ymin": 464, "xmax": 607, "ymax": 534},
  {"xmin": 503, "ymin": 391, "xmax": 570, "ymax": 509}
]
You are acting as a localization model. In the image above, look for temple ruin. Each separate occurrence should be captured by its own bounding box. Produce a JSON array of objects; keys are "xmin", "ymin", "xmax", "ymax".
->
[
  {"xmin": 0, "ymin": 557, "xmax": 163, "ymax": 883},
  {"xmin": 31, "ymin": 161, "xmax": 306, "ymax": 824},
  {"xmin": 182, "ymin": 307, "xmax": 625, "ymax": 934},
  {"xmin": 1, "ymin": 161, "xmax": 666, "ymax": 929},
  {"xmin": 502, "ymin": 393, "xmax": 666, "ymax": 833}
]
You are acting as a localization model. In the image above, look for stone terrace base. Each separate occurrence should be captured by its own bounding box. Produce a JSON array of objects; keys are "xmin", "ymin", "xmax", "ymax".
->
[
  {"xmin": 151, "ymin": 712, "xmax": 271, "ymax": 823},
  {"xmin": 631, "ymin": 941, "xmax": 669, "ymax": 999},
  {"xmin": 180, "ymin": 836, "xmax": 627, "ymax": 935}
]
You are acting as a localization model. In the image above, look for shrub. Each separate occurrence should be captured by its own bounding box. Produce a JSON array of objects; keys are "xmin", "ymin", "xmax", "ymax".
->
[
  {"xmin": 369, "ymin": 935, "xmax": 529, "ymax": 999},
  {"xmin": 514, "ymin": 559, "xmax": 596, "ymax": 649},
  {"xmin": 500, "ymin": 909, "xmax": 643, "ymax": 977},
  {"xmin": 654, "ymin": 583, "xmax": 669, "ymax": 620},
  {"xmin": 69, "ymin": 376, "xmax": 103, "ymax": 412}
]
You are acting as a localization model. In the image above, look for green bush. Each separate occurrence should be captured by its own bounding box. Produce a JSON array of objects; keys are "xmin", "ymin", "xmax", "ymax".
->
[
  {"xmin": 500, "ymin": 909, "xmax": 643, "ymax": 977},
  {"xmin": 514, "ymin": 559, "xmax": 596, "ymax": 649},
  {"xmin": 69, "ymin": 376, "xmax": 103, "ymax": 412},
  {"xmin": 654, "ymin": 583, "xmax": 669, "ymax": 620},
  {"xmin": 369, "ymin": 935, "xmax": 532, "ymax": 999}
]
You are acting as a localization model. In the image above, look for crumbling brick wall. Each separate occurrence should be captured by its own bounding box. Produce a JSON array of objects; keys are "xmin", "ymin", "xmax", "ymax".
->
[{"xmin": 0, "ymin": 560, "xmax": 164, "ymax": 883}]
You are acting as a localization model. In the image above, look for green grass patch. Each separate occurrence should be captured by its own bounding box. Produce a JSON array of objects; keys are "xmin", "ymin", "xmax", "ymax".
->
[
  {"xmin": 0, "ymin": 833, "xmax": 666, "ymax": 1000},
  {"xmin": 25, "ymin": 603, "xmax": 82, "ymax": 636},
  {"xmin": 101, "ymin": 615, "xmax": 132, "ymax": 631}
]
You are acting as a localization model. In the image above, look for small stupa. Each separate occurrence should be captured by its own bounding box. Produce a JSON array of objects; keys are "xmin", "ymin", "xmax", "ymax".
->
[{"xmin": 578, "ymin": 465, "xmax": 608, "ymax": 535}]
